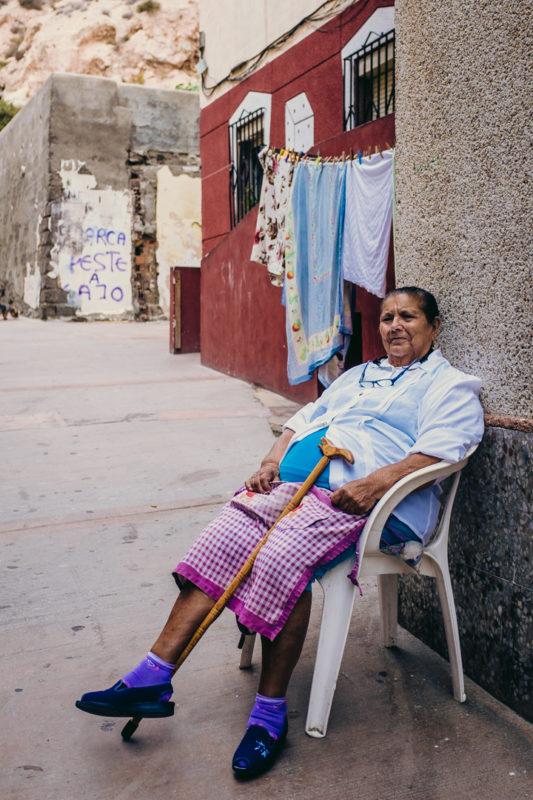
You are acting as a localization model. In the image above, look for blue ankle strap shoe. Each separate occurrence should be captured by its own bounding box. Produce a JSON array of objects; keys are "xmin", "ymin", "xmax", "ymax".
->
[
  {"xmin": 75, "ymin": 681, "xmax": 174, "ymax": 718},
  {"xmin": 232, "ymin": 719, "xmax": 288, "ymax": 778}
]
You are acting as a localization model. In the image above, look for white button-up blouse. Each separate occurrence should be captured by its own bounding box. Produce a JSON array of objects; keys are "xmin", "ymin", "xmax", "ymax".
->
[{"xmin": 283, "ymin": 349, "xmax": 484, "ymax": 542}]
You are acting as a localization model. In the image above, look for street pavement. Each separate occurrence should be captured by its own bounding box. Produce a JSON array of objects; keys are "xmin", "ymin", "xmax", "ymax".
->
[{"xmin": 1, "ymin": 318, "xmax": 531, "ymax": 800}]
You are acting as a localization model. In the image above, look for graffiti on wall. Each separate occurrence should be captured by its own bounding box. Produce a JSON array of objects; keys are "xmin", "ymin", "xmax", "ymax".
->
[{"xmin": 49, "ymin": 161, "xmax": 133, "ymax": 316}]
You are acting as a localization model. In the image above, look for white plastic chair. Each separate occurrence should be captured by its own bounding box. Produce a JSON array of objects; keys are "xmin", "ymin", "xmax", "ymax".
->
[{"xmin": 239, "ymin": 446, "xmax": 477, "ymax": 739}]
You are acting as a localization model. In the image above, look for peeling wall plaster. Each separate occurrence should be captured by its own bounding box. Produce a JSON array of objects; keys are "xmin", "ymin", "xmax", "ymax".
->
[
  {"xmin": 49, "ymin": 160, "xmax": 133, "ymax": 316},
  {"xmin": 23, "ymin": 262, "xmax": 41, "ymax": 309},
  {"xmin": 156, "ymin": 167, "xmax": 201, "ymax": 314},
  {"xmin": 23, "ymin": 215, "xmax": 43, "ymax": 309}
]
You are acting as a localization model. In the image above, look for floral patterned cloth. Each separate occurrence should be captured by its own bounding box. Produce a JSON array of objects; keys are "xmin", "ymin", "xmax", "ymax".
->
[{"xmin": 250, "ymin": 149, "xmax": 297, "ymax": 287}]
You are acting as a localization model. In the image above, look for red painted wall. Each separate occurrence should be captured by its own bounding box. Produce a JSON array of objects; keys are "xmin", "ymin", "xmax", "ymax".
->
[
  {"xmin": 200, "ymin": 0, "xmax": 395, "ymax": 400},
  {"xmin": 201, "ymin": 209, "xmax": 316, "ymax": 403}
]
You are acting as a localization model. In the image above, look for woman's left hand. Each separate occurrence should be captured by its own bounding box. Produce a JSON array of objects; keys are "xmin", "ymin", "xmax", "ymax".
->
[
  {"xmin": 330, "ymin": 452, "xmax": 441, "ymax": 515},
  {"xmin": 330, "ymin": 477, "xmax": 380, "ymax": 515}
]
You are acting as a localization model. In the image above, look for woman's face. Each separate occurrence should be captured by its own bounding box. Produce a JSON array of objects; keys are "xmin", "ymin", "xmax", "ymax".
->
[{"xmin": 379, "ymin": 293, "xmax": 441, "ymax": 366}]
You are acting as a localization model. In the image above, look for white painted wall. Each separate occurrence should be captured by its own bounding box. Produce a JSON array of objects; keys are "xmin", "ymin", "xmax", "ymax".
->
[
  {"xmin": 285, "ymin": 92, "xmax": 314, "ymax": 151},
  {"xmin": 340, "ymin": 6, "xmax": 395, "ymax": 59},
  {"xmin": 198, "ymin": 0, "xmax": 354, "ymax": 105}
]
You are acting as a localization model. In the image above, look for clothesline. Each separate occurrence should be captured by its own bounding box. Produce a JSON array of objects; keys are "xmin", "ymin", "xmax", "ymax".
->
[{"xmin": 263, "ymin": 143, "xmax": 395, "ymax": 165}]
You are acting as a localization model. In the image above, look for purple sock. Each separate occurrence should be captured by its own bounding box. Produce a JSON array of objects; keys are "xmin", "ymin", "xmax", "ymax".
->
[
  {"xmin": 122, "ymin": 651, "xmax": 175, "ymax": 689},
  {"xmin": 247, "ymin": 693, "xmax": 287, "ymax": 740}
]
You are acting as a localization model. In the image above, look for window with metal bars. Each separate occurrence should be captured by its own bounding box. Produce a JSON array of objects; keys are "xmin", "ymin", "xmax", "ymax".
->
[
  {"xmin": 228, "ymin": 108, "xmax": 265, "ymax": 227},
  {"xmin": 344, "ymin": 29, "xmax": 395, "ymax": 130}
]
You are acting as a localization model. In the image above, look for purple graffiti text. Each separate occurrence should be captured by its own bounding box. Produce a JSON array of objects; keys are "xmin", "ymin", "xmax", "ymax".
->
[
  {"xmin": 78, "ymin": 284, "xmax": 125, "ymax": 303},
  {"xmin": 69, "ymin": 251, "xmax": 128, "ymax": 273},
  {"xmin": 85, "ymin": 227, "xmax": 127, "ymax": 246}
]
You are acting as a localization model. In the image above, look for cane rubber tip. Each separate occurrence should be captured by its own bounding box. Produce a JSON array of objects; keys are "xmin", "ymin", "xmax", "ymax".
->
[{"xmin": 121, "ymin": 718, "xmax": 141, "ymax": 740}]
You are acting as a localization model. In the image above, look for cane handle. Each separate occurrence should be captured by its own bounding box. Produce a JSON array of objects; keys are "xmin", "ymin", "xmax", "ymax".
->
[{"xmin": 319, "ymin": 437, "xmax": 354, "ymax": 464}]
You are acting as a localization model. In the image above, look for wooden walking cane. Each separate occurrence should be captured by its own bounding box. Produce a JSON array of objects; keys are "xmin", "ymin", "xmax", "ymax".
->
[{"xmin": 121, "ymin": 437, "xmax": 354, "ymax": 740}]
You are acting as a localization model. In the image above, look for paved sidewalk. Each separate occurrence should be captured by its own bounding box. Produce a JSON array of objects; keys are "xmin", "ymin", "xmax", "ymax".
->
[{"xmin": 1, "ymin": 319, "xmax": 531, "ymax": 800}]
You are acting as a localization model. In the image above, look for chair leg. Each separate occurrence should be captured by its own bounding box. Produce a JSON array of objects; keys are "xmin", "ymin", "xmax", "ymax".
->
[
  {"xmin": 434, "ymin": 566, "xmax": 466, "ymax": 702},
  {"xmin": 378, "ymin": 573, "xmax": 398, "ymax": 647},
  {"xmin": 305, "ymin": 564, "xmax": 358, "ymax": 739},
  {"xmin": 239, "ymin": 633, "xmax": 256, "ymax": 669}
]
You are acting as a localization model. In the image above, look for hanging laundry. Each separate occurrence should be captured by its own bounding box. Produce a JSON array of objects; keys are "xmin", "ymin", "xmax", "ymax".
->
[
  {"xmin": 341, "ymin": 149, "xmax": 394, "ymax": 298},
  {"xmin": 284, "ymin": 160, "xmax": 346, "ymax": 385},
  {"xmin": 250, "ymin": 148, "xmax": 297, "ymax": 287},
  {"xmin": 317, "ymin": 281, "xmax": 355, "ymax": 388}
]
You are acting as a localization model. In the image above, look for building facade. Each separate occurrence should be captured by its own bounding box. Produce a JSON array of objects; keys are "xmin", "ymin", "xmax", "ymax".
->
[{"xmin": 198, "ymin": 0, "xmax": 395, "ymax": 402}]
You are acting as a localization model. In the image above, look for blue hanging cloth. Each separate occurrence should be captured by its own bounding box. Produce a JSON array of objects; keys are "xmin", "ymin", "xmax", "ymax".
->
[{"xmin": 284, "ymin": 160, "xmax": 346, "ymax": 385}]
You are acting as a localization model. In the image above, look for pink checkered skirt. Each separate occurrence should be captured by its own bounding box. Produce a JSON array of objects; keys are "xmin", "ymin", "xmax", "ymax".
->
[{"xmin": 173, "ymin": 482, "xmax": 367, "ymax": 640}]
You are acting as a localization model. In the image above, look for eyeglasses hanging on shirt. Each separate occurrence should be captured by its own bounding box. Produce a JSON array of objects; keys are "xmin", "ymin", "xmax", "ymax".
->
[{"xmin": 358, "ymin": 358, "xmax": 419, "ymax": 389}]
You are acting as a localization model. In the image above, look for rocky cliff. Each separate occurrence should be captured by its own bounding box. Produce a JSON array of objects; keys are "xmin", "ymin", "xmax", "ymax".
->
[{"xmin": 0, "ymin": 0, "xmax": 199, "ymax": 106}]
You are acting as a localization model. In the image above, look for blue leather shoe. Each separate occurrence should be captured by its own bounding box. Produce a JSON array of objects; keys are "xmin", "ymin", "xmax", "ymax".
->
[
  {"xmin": 75, "ymin": 681, "xmax": 174, "ymax": 718},
  {"xmin": 232, "ymin": 719, "xmax": 288, "ymax": 778}
]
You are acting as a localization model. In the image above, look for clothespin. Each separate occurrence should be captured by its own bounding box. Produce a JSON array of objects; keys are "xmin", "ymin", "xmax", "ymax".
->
[
  {"xmin": 357, "ymin": 151, "xmax": 362, "ymax": 165},
  {"xmin": 342, "ymin": 151, "xmax": 346, "ymax": 163},
  {"xmin": 350, "ymin": 148, "xmax": 354, "ymax": 161}
]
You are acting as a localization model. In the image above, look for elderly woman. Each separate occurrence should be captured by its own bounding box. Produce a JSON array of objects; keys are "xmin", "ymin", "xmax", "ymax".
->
[{"xmin": 76, "ymin": 287, "xmax": 484, "ymax": 778}]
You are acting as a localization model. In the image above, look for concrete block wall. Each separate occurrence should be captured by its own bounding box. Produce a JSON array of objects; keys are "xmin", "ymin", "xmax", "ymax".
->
[
  {"xmin": 0, "ymin": 78, "xmax": 51, "ymax": 310},
  {"xmin": 394, "ymin": 1, "xmax": 532, "ymax": 719}
]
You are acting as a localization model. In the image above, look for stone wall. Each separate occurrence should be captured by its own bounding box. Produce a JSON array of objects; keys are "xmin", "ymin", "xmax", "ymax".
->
[
  {"xmin": 394, "ymin": 1, "xmax": 532, "ymax": 719},
  {"xmin": 0, "ymin": 73, "xmax": 201, "ymax": 319},
  {"xmin": 0, "ymin": 78, "xmax": 51, "ymax": 311},
  {"xmin": 399, "ymin": 428, "xmax": 532, "ymax": 720}
]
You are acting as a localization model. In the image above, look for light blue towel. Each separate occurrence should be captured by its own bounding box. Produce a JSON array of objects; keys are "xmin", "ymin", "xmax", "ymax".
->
[{"xmin": 284, "ymin": 161, "xmax": 346, "ymax": 385}]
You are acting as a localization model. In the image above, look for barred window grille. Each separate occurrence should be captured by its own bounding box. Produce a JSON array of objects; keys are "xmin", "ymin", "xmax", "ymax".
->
[
  {"xmin": 344, "ymin": 29, "xmax": 395, "ymax": 130},
  {"xmin": 228, "ymin": 108, "xmax": 265, "ymax": 228}
]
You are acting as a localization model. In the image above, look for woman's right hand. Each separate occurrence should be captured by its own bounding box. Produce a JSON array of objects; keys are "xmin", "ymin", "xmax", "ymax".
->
[{"xmin": 245, "ymin": 461, "xmax": 280, "ymax": 493}]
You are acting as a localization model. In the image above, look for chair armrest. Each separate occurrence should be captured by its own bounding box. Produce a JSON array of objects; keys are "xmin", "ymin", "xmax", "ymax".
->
[{"xmin": 357, "ymin": 445, "xmax": 478, "ymax": 558}]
